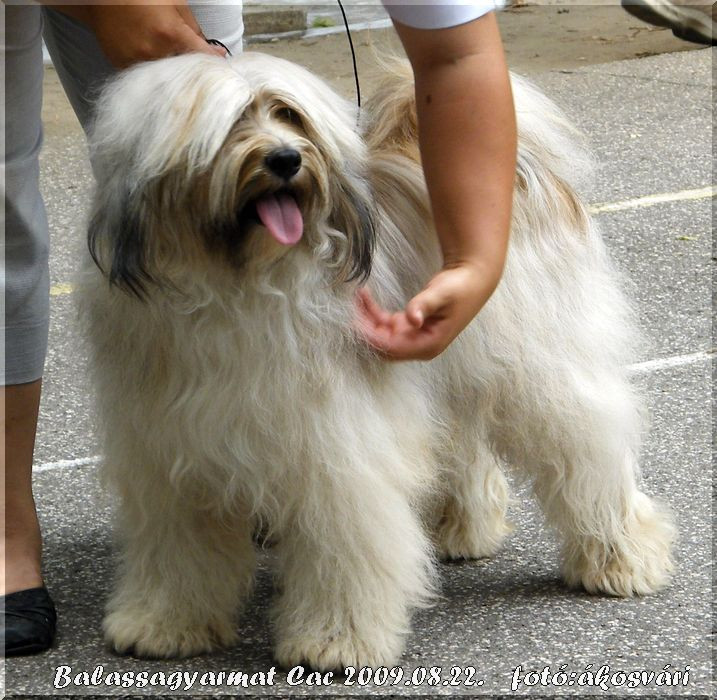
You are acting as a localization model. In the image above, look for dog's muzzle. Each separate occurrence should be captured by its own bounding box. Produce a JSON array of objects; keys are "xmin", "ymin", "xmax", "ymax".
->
[{"xmin": 243, "ymin": 148, "xmax": 304, "ymax": 246}]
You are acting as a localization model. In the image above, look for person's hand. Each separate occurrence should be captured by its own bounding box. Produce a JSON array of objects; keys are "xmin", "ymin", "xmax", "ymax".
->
[
  {"xmin": 355, "ymin": 261, "xmax": 499, "ymax": 361},
  {"xmin": 61, "ymin": 2, "xmax": 226, "ymax": 69}
]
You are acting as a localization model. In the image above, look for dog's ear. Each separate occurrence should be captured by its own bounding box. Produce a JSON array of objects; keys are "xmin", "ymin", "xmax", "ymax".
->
[
  {"xmin": 86, "ymin": 55, "xmax": 254, "ymax": 299},
  {"xmin": 88, "ymin": 185, "xmax": 155, "ymax": 300},
  {"xmin": 330, "ymin": 178, "xmax": 376, "ymax": 284}
]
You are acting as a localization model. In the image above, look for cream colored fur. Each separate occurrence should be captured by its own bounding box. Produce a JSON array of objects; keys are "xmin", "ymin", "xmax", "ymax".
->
[{"xmin": 78, "ymin": 52, "xmax": 675, "ymax": 668}]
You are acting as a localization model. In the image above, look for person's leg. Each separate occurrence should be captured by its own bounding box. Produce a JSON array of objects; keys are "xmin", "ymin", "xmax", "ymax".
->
[
  {"xmin": 2, "ymin": 4, "xmax": 57, "ymax": 656},
  {"xmin": 41, "ymin": 8, "xmax": 114, "ymax": 134},
  {"xmin": 2, "ymin": 3, "xmax": 51, "ymax": 593}
]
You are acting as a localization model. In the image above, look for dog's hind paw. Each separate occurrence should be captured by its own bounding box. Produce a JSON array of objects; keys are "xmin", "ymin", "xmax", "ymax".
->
[
  {"xmin": 275, "ymin": 630, "xmax": 402, "ymax": 672},
  {"xmin": 104, "ymin": 608, "xmax": 238, "ymax": 659},
  {"xmin": 562, "ymin": 494, "xmax": 676, "ymax": 597}
]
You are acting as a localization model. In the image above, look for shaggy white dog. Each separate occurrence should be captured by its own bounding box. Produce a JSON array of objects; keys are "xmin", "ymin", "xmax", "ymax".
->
[{"xmin": 78, "ymin": 52, "xmax": 675, "ymax": 668}]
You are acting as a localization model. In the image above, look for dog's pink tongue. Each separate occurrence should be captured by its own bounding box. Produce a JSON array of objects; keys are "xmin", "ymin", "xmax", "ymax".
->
[{"xmin": 255, "ymin": 192, "xmax": 303, "ymax": 245}]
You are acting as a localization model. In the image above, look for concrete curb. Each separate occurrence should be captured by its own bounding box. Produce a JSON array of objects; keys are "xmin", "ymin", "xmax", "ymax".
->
[
  {"xmin": 244, "ymin": 7, "xmax": 308, "ymax": 37},
  {"xmin": 246, "ymin": 18, "xmax": 393, "ymax": 44}
]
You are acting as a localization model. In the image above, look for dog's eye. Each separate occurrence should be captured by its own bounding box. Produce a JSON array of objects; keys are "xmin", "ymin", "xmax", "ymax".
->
[{"xmin": 275, "ymin": 107, "xmax": 304, "ymax": 129}]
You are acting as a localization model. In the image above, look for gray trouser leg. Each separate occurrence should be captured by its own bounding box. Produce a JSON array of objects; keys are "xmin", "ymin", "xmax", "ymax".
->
[
  {"xmin": 2, "ymin": 4, "xmax": 245, "ymax": 384},
  {"xmin": 41, "ymin": 8, "xmax": 114, "ymax": 134},
  {"xmin": 2, "ymin": 5, "xmax": 50, "ymax": 385}
]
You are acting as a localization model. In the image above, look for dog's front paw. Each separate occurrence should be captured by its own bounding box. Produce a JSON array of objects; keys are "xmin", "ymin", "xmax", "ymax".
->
[
  {"xmin": 275, "ymin": 629, "xmax": 403, "ymax": 672},
  {"xmin": 104, "ymin": 607, "xmax": 238, "ymax": 659},
  {"xmin": 436, "ymin": 511, "xmax": 512, "ymax": 561},
  {"xmin": 435, "ymin": 464, "xmax": 512, "ymax": 561}
]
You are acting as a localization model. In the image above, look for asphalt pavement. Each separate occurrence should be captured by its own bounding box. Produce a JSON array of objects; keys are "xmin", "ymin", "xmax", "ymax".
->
[{"xmin": 2, "ymin": 36, "xmax": 714, "ymax": 699}]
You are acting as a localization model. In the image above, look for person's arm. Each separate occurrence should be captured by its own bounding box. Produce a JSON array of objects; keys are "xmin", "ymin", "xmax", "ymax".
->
[
  {"xmin": 52, "ymin": 2, "xmax": 225, "ymax": 68},
  {"xmin": 356, "ymin": 11, "xmax": 517, "ymax": 360}
]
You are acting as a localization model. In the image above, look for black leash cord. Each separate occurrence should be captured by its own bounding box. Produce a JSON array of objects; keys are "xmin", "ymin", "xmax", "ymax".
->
[
  {"xmin": 337, "ymin": 0, "xmax": 361, "ymax": 110},
  {"xmin": 206, "ymin": 38, "xmax": 232, "ymax": 56}
]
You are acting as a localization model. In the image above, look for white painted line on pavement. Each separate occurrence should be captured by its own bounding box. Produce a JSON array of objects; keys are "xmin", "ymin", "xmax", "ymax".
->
[
  {"xmin": 589, "ymin": 186, "xmax": 716, "ymax": 214},
  {"xmin": 49, "ymin": 283, "xmax": 74, "ymax": 297},
  {"xmin": 628, "ymin": 349, "xmax": 714, "ymax": 374},
  {"xmin": 35, "ymin": 455, "xmax": 101, "ymax": 473},
  {"xmin": 35, "ymin": 350, "xmax": 713, "ymax": 474}
]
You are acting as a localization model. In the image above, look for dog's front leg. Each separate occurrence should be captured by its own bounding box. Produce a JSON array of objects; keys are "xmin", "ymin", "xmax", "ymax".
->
[
  {"xmin": 271, "ymin": 459, "xmax": 435, "ymax": 672},
  {"xmin": 103, "ymin": 486, "xmax": 255, "ymax": 659}
]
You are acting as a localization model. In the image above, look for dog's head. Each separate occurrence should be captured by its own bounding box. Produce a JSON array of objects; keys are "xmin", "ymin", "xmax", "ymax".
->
[{"xmin": 88, "ymin": 52, "xmax": 375, "ymax": 298}]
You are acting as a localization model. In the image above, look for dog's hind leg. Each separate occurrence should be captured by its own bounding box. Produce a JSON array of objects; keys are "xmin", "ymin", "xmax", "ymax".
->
[
  {"xmin": 492, "ymin": 369, "xmax": 675, "ymax": 597},
  {"xmin": 434, "ymin": 433, "xmax": 512, "ymax": 561},
  {"xmin": 103, "ymin": 476, "xmax": 255, "ymax": 658}
]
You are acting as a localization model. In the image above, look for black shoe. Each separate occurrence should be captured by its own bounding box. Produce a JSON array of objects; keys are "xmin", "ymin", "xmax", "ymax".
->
[
  {"xmin": 622, "ymin": 0, "xmax": 716, "ymax": 46},
  {"xmin": 1, "ymin": 587, "xmax": 57, "ymax": 656}
]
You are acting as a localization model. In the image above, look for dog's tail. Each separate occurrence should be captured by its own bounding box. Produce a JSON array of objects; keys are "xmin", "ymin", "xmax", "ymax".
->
[
  {"xmin": 361, "ymin": 58, "xmax": 419, "ymax": 162},
  {"xmin": 510, "ymin": 74, "xmax": 595, "ymax": 236},
  {"xmin": 363, "ymin": 61, "xmax": 595, "ymax": 236}
]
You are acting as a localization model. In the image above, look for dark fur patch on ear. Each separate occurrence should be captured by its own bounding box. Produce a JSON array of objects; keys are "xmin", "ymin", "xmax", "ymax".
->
[
  {"xmin": 336, "ymin": 183, "xmax": 376, "ymax": 284},
  {"xmin": 88, "ymin": 195, "xmax": 154, "ymax": 300},
  {"xmin": 347, "ymin": 191, "xmax": 376, "ymax": 283}
]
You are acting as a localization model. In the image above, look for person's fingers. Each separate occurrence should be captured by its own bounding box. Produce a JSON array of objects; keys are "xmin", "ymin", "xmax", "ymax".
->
[
  {"xmin": 375, "ymin": 328, "xmax": 443, "ymax": 360},
  {"xmin": 174, "ymin": 4, "xmax": 227, "ymax": 57},
  {"xmin": 87, "ymin": 4, "xmax": 227, "ymax": 68},
  {"xmin": 356, "ymin": 289, "xmax": 393, "ymax": 328},
  {"xmin": 405, "ymin": 282, "xmax": 451, "ymax": 328},
  {"xmin": 355, "ymin": 285, "xmax": 454, "ymax": 359},
  {"xmin": 357, "ymin": 306, "xmax": 450, "ymax": 361},
  {"xmin": 356, "ymin": 265, "xmax": 494, "ymax": 361}
]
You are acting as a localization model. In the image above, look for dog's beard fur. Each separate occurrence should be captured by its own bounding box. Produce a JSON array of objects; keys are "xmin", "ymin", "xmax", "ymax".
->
[{"xmin": 79, "ymin": 52, "xmax": 675, "ymax": 667}]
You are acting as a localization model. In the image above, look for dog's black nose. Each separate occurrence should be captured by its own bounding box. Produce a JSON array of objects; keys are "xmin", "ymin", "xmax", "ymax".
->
[{"xmin": 265, "ymin": 148, "xmax": 302, "ymax": 180}]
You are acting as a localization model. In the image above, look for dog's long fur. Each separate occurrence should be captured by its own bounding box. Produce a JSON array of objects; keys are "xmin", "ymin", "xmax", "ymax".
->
[{"xmin": 79, "ymin": 52, "xmax": 675, "ymax": 667}]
